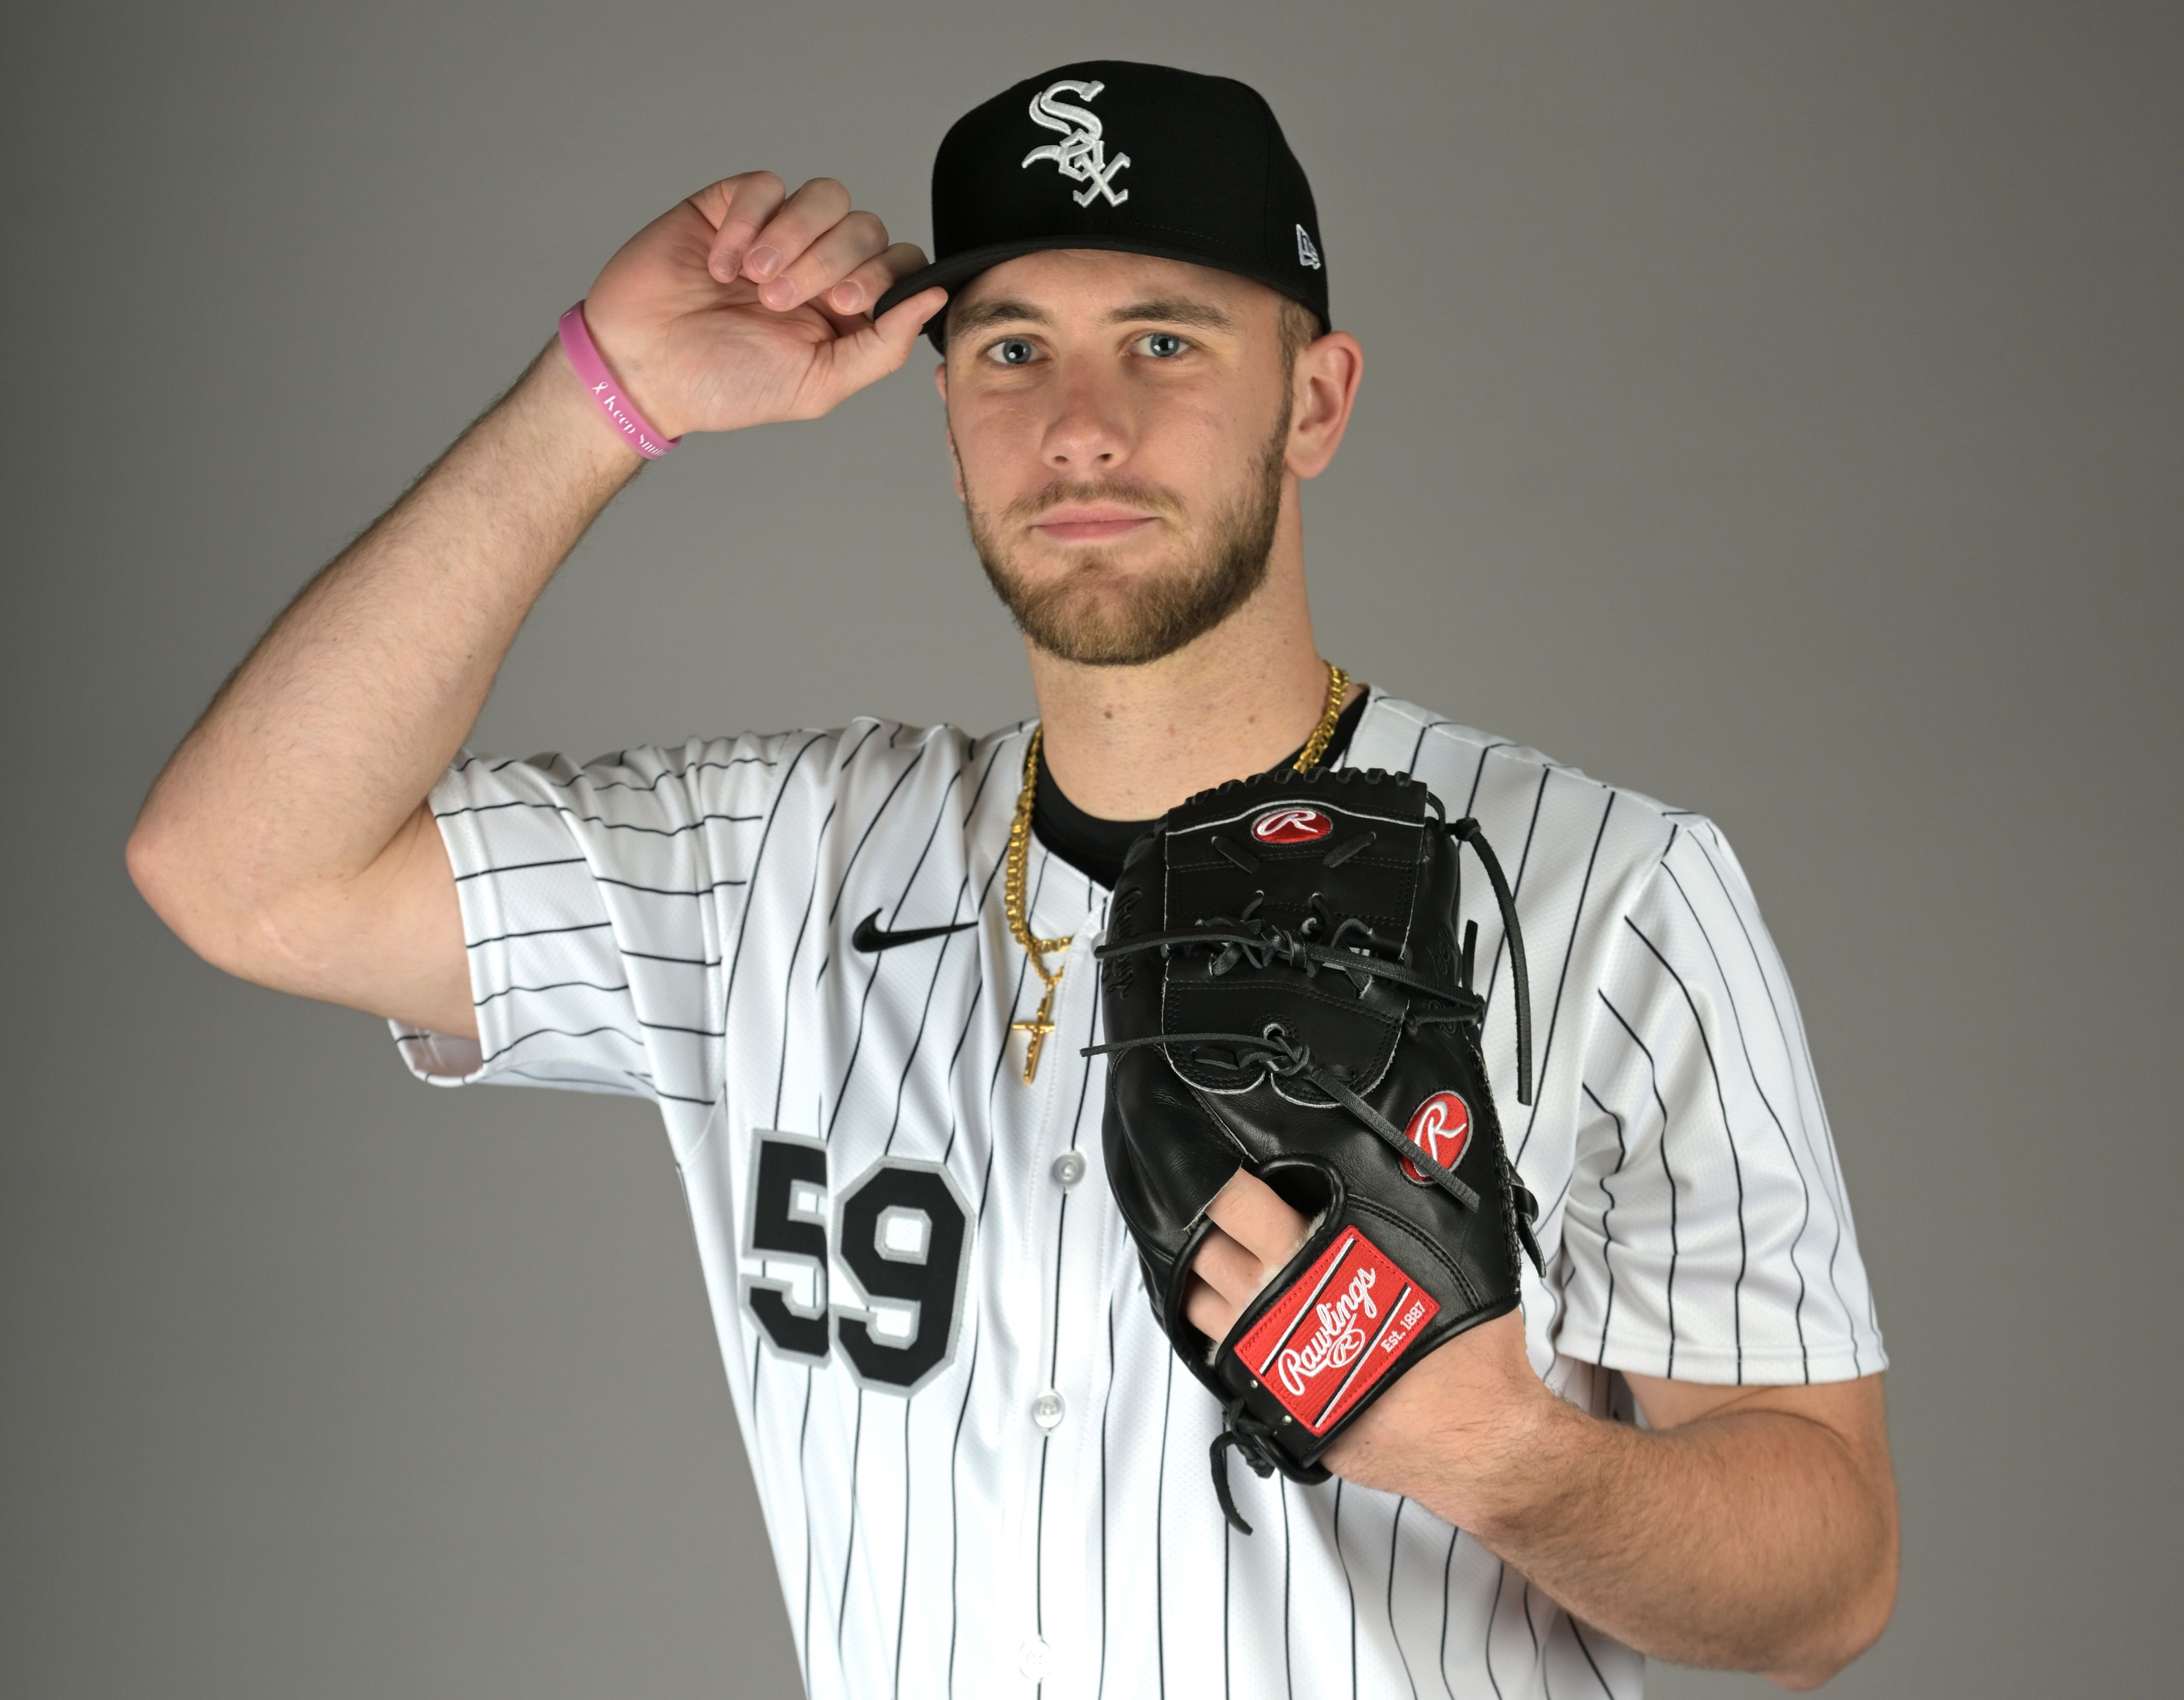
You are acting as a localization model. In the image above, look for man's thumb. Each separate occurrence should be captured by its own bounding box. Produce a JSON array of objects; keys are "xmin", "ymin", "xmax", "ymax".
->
[{"xmin": 835, "ymin": 286, "xmax": 948, "ymax": 389}]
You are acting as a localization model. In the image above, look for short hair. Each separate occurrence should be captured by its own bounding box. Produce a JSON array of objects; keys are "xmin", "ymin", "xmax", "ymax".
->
[{"xmin": 1275, "ymin": 295, "xmax": 1320, "ymax": 377}]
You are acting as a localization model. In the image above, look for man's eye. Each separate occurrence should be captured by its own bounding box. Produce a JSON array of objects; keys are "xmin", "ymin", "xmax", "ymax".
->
[
  {"xmin": 1136, "ymin": 332, "xmax": 1189, "ymax": 359},
  {"xmin": 986, "ymin": 338, "xmax": 1039, "ymax": 367}
]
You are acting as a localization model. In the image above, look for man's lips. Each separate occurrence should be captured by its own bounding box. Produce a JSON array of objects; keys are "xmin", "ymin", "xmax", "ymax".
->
[{"xmin": 1030, "ymin": 505, "xmax": 1162, "ymax": 544}]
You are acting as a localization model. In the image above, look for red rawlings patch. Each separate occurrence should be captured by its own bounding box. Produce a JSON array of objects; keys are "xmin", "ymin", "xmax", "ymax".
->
[
  {"xmin": 1400, "ymin": 1089, "xmax": 1472, "ymax": 1185},
  {"xmin": 1250, "ymin": 806, "xmax": 1333, "ymax": 844},
  {"xmin": 1236, "ymin": 1227, "xmax": 1440, "ymax": 1435}
]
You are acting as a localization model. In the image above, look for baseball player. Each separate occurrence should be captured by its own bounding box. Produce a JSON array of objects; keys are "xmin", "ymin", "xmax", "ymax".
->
[{"xmin": 129, "ymin": 62, "xmax": 1897, "ymax": 1697}]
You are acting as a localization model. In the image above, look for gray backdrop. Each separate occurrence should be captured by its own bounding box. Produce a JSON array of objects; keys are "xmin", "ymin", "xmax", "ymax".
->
[{"xmin": 5, "ymin": 3, "xmax": 2177, "ymax": 1695}]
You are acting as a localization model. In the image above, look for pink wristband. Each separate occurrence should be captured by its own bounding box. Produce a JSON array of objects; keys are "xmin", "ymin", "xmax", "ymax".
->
[{"xmin": 557, "ymin": 302, "xmax": 680, "ymax": 459}]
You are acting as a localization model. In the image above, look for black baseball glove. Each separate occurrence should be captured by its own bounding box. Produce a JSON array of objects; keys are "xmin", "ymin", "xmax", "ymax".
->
[{"xmin": 1089, "ymin": 764, "xmax": 1542, "ymax": 1533}]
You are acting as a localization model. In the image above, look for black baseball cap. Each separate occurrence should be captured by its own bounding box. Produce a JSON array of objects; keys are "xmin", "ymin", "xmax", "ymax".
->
[{"xmin": 875, "ymin": 61, "xmax": 1330, "ymax": 351}]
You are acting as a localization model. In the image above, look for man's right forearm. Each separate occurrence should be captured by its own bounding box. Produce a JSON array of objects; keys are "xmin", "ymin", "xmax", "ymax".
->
[{"xmin": 128, "ymin": 341, "xmax": 640, "ymax": 992}]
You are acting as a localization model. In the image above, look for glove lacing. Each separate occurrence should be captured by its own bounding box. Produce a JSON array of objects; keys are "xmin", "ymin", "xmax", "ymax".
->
[{"xmin": 1207, "ymin": 1393, "xmax": 1319, "ymax": 1536}]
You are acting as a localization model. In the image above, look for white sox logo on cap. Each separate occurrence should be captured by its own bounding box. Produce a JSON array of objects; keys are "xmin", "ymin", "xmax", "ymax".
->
[
  {"xmin": 1400, "ymin": 1090, "xmax": 1472, "ymax": 1185},
  {"xmin": 1021, "ymin": 79, "xmax": 1131, "ymax": 207},
  {"xmin": 1251, "ymin": 806, "xmax": 1332, "ymax": 844}
]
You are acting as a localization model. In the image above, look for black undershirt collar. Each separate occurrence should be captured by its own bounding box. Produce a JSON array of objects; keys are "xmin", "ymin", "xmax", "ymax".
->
[{"xmin": 1031, "ymin": 689, "xmax": 1372, "ymax": 889}]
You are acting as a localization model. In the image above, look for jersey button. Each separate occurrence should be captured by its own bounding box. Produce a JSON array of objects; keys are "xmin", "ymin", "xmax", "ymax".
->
[
  {"xmin": 1018, "ymin": 1636, "xmax": 1052, "ymax": 1680},
  {"xmin": 1050, "ymin": 1151, "xmax": 1086, "ymax": 1189},
  {"xmin": 1031, "ymin": 1389, "xmax": 1066, "ymax": 1431}
]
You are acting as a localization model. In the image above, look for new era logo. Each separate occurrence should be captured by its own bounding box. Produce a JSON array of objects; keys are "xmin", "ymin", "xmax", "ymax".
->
[{"xmin": 1296, "ymin": 224, "xmax": 1322, "ymax": 269}]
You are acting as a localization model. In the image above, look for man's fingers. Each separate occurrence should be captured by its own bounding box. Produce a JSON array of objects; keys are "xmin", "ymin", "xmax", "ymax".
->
[
  {"xmin": 764, "ymin": 210, "xmax": 890, "ymax": 312},
  {"xmin": 696, "ymin": 171, "xmax": 788, "ymax": 283},
  {"xmin": 1183, "ymin": 1275, "xmax": 1237, "ymax": 1342},
  {"xmin": 1205, "ymin": 1168, "xmax": 1312, "ymax": 1267},
  {"xmin": 1190, "ymin": 1225, "xmax": 1269, "ymax": 1309},
  {"xmin": 823, "ymin": 242, "xmax": 931, "ymax": 319},
  {"xmin": 739, "ymin": 176, "xmax": 853, "ymax": 292}
]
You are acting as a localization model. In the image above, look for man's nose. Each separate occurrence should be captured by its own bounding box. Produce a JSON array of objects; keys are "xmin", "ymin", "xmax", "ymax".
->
[{"xmin": 1039, "ymin": 371, "xmax": 1133, "ymax": 472}]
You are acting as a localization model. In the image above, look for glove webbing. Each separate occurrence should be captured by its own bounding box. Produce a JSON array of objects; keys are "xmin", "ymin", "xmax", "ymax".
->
[
  {"xmin": 1086, "ymin": 1026, "xmax": 1488, "ymax": 1214},
  {"xmin": 1093, "ymin": 813, "xmax": 1534, "ymax": 1104}
]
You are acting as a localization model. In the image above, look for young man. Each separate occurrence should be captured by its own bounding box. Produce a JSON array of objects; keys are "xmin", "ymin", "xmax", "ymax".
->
[{"xmin": 128, "ymin": 62, "xmax": 1896, "ymax": 1697}]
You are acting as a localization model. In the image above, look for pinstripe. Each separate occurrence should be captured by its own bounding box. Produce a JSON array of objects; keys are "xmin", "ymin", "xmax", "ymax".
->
[
  {"xmin": 1436, "ymin": 1526, "xmax": 1459, "ymax": 1700},
  {"xmin": 463, "ymin": 918, "xmax": 613, "ymax": 947},
  {"xmin": 1387, "ymin": 1497, "xmax": 1420, "ymax": 1700},
  {"xmin": 822, "ymin": 745, "xmax": 953, "ymax": 1136},
  {"xmin": 1035, "ymin": 981, "xmax": 1103, "ymax": 1647},
  {"xmin": 1281, "ymin": 1480, "xmax": 1295, "ymax": 1700},
  {"xmin": 797, "ymin": 1366, "xmax": 817, "ymax": 1681},
  {"xmin": 473, "ymin": 977, "xmax": 629, "ymax": 1006},
  {"xmin": 1155, "ymin": 1351, "xmax": 1174, "ymax": 1700},
  {"xmin": 892, "ymin": 1403, "xmax": 914, "ymax": 1700},
  {"xmin": 1459, "ymin": 743, "xmax": 1512, "ymax": 816},
  {"xmin": 772, "ymin": 800, "xmax": 840, "ymax": 1130},
  {"xmin": 1686, "ymin": 830, "xmax": 1861, "ymax": 1369},
  {"xmin": 1594, "ymin": 991, "xmax": 1682, "ymax": 1373},
  {"xmin": 451, "ymin": 854, "xmax": 586, "ymax": 881},
  {"xmin": 815, "ymin": 734, "xmax": 935, "ymax": 985},
  {"xmin": 1336, "ymin": 1479, "xmax": 1358, "ymax": 1700},
  {"xmin": 1405, "ymin": 717, "xmax": 1458, "ymax": 773},
  {"xmin": 1624, "ymin": 915, "xmax": 1752, "ymax": 1380},
  {"xmin": 1222, "ymin": 1496, "xmax": 1232, "ymax": 1700},
  {"xmin": 836, "ymin": 1386, "xmax": 866, "ymax": 1656},
  {"xmin": 434, "ymin": 797, "xmax": 762, "ymax": 834},
  {"xmin": 477, "ymin": 1023, "xmax": 646, "ymax": 1067},
  {"xmin": 1481, "ymin": 1556, "xmax": 1508, "ymax": 1698},
  {"xmin": 1095, "ymin": 1282, "xmax": 1117, "ymax": 1700},
  {"xmin": 717, "ymin": 732, "xmax": 828, "ymax": 1056},
  {"xmin": 1657, "ymin": 853, "xmax": 1815, "ymax": 1377},
  {"xmin": 1516, "ymin": 789, "xmax": 1619, "ymax": 1165},
  {"xmin": 1582, "ymin": 1084, "xmax": 1631, "ymax": 1360},
  {"xmin": 1570, "ymin": 1617, "xmax": 1617, "ymax": 1696},
  {"xmin": 456, "ymin": 749, "xmax": 779, "ymax": 793},
  {"xmin": 943, "ymin": 1310, "xmax": 983, "ymax": 1697},
  {"xmin": 1483, "ymin": 763, "xmax": 1553, "ymax": 1012}
]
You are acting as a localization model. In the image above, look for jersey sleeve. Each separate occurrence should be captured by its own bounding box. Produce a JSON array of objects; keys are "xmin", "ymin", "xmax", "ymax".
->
[
  {"xmin": 390, "ymin": 734, "xmax": 813, "ymax": 1109},
  {"xmin": 1552, "ymin": 818, "xmax": 1887, "ymax": 1385}
]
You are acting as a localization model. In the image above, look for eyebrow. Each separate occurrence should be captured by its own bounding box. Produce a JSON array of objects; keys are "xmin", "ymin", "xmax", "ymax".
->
[
  {"xmin": 948, "ymin": 297, "xmax": 1051, "ymax": 337},
  {"xmin": 946, "ymin": 294, "xmax": 1236, "ymax": 339},
  {"xmin": 1106, "ymin": 297, "xmax": 1232, "ymax": 331}
]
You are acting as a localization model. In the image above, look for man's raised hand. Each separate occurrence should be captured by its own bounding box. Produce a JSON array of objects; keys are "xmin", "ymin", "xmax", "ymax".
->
[{"xmin": 579, "ymin": 172, "xmax": 944, "ymax": 440}]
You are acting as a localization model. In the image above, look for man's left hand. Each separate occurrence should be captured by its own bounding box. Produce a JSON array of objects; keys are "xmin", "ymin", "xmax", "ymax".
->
[
  {"xmin": 1182, "ymin": 1165, "xmax": 1558, "ymax": 1528},
  {"xmin": 1185, "ymin": 1166, "xmax": 1899, "ymax": 1683}
]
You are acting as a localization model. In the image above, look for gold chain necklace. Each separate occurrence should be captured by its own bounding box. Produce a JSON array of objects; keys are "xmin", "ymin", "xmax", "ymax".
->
[{"xmin": 1005, "ymin": 660, "xmax": 1350, "ymax": 1083}]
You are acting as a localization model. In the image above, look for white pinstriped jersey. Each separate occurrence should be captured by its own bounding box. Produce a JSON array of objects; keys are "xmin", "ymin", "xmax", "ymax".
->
[{"xmin": 394, "ymin": 691, "xmax": 1884, "ymax": 1698}]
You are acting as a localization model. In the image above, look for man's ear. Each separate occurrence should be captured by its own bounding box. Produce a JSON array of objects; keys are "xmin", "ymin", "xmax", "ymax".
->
[
  {"xmin": 1285, "ymin": 331, "xmax": 1364, "ymax": 482},
  {"xmin": 933, "ymin": 362, "xmax": 965, "ymax": 502}
]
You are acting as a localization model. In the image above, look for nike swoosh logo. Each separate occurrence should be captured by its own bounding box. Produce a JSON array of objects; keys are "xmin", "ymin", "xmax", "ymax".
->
[{"xmin": 852, "ymin": 910, "xmax": 978, "ymax": 953}]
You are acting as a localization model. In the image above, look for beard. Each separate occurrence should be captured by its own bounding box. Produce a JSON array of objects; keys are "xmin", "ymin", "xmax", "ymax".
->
[{"xmin": 962, "ymin": 412, "xmax": 1290, "ymax": 668}]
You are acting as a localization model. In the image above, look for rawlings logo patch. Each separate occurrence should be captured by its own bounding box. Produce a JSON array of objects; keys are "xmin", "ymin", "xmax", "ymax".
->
[
  {"xmin": 1237, "ymin": 1227, "xmax": 1439, "ymax": 1434},
  {"xmin": 1251, "ymin": 807, "xmax": 1332, "ymax": 844},
  {"xmin": 1400, "ymin": 1090, "xmax": 1472, "ymax": 1185}
]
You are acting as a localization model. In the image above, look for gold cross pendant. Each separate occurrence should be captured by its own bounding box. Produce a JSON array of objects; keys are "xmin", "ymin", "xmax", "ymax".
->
[{"xmin": 1011, "ymin": 980, "xmax": 1060, "ymax": 1084}]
